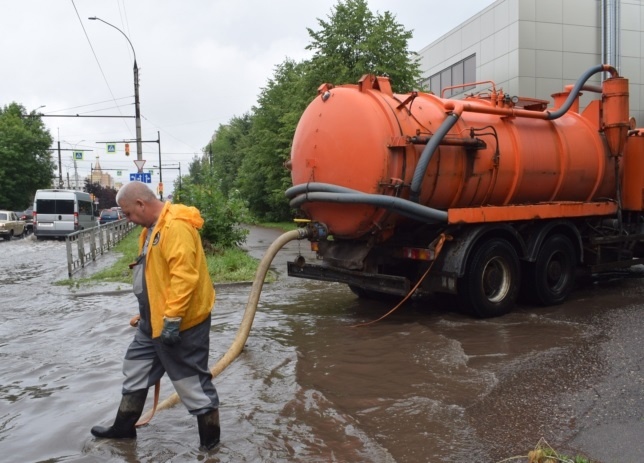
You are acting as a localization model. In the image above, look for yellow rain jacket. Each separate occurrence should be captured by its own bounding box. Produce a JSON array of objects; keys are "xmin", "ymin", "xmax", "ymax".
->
[{"xmin": 138, "ymin": 201, "xmax": 215, "ymax": 338}]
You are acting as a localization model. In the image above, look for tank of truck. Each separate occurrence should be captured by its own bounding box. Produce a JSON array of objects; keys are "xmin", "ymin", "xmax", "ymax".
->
[{"xmin": 288, "ymin": 67, "xmax": 631, "ymax": 240}]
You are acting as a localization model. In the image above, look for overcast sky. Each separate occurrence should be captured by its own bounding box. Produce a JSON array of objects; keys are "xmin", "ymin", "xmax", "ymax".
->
[{"xmin": 1, "ymin": 0, "xmax": 495, "ymax": 197}]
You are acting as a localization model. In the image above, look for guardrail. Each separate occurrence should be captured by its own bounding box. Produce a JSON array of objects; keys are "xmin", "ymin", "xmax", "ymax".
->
[{"xmin": 65, "ymin": 219, "xmax": 136, "ymax": 277}]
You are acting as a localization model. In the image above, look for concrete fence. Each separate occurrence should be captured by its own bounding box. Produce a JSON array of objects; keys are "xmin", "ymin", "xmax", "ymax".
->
[{"xmin": 65, "ymin": 219, "xmax": 136, "ymax": 277}]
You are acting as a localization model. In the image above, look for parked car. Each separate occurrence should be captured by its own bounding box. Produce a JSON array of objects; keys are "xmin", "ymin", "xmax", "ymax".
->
[
  {"xmin": 17, "ymin": 208, "xmax": 33, "ymax": 231},
  {"xmin": 98, "ymin": 209, "xmax": 125, "ymax": 224},
  {"xmin": 0, "ymin": 210, "xmax": 26, "ymax": 240}
]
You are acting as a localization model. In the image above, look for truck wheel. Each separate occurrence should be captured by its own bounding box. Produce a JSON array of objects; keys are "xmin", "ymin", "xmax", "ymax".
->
[
  {"xmin": 529, "ymin": 234, "xmax": 576, "ymax": 306},
  {"xmin": 3, "ymin": 231, "xmax": 13, "ymax": 241},
  {"xmin": 458, "ymin": 238, "xmax": 520, "ymax": 318}
]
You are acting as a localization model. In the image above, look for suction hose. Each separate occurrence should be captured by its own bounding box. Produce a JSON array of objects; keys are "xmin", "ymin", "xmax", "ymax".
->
[
  {"xmin": 138, "ymin": 227, "xmax": 310, "ymax": 422},
  {"xmin": 285, "ymin": 182, "xmax": 448, "ymax": 223}
]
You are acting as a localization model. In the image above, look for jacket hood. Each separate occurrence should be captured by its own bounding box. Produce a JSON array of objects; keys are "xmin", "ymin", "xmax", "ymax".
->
[{"xmin": 164, "ymin": 203, "xmax": 204, "ymax": 229}]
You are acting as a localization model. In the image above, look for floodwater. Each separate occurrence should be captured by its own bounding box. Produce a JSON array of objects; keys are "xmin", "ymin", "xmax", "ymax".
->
[{"xmin": 0, "ymin": 227, "xmax": 642, "ymax": 463}]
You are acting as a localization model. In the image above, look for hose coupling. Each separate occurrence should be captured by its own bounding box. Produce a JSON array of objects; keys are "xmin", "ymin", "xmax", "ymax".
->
[{"xmin": 304, "ymin": 222, "xmax": 328, "ymax": 241}]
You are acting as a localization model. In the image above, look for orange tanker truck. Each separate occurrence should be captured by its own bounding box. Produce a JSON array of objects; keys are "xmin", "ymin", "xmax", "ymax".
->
[{"xmin": 285, "ymin": 64, "xmax": 644, "ymax": 318}]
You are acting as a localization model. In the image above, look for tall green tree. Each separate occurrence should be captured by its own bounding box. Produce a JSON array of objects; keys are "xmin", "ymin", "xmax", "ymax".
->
[
  {"xmin": 0, "ymin": 103, "xmax": 54, "ymax": 209},
  {"xmin": 305, "ymin": 0, "xmax": 422, "ymax": 92},
  {"xmin": 237, "ymin": 59, "xmax": 309, "ymax": 221},
  {"xmin": 187, "ymin": 154, "xmax": 209, "ymax": 185},
  {"xmin": 206, "ymin": 114, "xmax": 252, "ymax": 197}
]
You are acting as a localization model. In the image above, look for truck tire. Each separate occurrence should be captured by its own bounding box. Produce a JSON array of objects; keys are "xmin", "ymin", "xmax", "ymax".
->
[
  {"xmin": 3, "ymin": 231, "xmax": 13, "ymax": 241},
  {"xmin": 458, "ymin": 238, "xmax": 520, "ymax": 318},
  {"xmin": 527, "ymin": 234, "xmax": 576, "ymax": 306}
]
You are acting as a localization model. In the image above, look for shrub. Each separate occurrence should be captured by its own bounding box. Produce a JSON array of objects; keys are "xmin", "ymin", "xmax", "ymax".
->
[{"xmin": 174, "ymin": 172, "xmax": 251, "ymax": 250}]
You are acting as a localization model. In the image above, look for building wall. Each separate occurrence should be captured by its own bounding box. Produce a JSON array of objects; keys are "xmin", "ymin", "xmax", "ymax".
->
[
  {"xmin": 418, "ymin": 0, "xmax": 643, "ymax": 125},
  {"xmin": 90, "ymin": 172, "xmax": 115, "ymax": 189}
]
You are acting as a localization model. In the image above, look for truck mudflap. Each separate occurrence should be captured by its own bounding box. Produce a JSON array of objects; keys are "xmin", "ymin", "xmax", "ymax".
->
[{"xmin": 287, "ymin": 261, "xmax": 410, "ymax": 296}]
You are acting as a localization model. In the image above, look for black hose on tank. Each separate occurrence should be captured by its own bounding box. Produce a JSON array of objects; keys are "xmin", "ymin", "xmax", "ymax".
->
[
  {"xmin": 285, "ymin": 182, "xmax": 357, "ymax": 199},
  {"xmin": 546, "ymin": 64, "xmax": 613, "ymax": 120},
  {"xmin": 409, "ymin": 112, "xmax": 460, "ymax": 203},
  {"xmin": 288, "ymin": 184, "xmax": 448, "ymax": 223}
]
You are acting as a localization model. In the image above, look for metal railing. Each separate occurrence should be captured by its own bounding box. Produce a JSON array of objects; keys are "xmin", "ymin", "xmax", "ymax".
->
[{"xmin": 66, "ymin": 219, "xmax": 136, "ymax": 277}]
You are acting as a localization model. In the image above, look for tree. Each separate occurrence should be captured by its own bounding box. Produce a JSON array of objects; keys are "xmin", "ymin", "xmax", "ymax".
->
[
  {"xmin": 305, "ymin": 0, "xmax": 422, "ymax": 93},
  {"xmin": 206, "ymin": 114, "xmax": 252, "ymax": 197},
  {"xmin": 0, "ymin": 103, "xmax": 54, "ymax": 209},
  {"xmin": 237, "ymin": 59, "xmax": 310, "ymax": 221},
  {"xmin": 84, "ymin": 180, "xmax": 118, "ymax": 211},
  {"xmin": 187, "ymin": 154, "xmax": 209, "ymax": 185}
]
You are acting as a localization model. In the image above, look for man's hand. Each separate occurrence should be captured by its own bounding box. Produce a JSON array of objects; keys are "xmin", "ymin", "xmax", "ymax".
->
[{"xmin": 161, "ymin": 317, "xmax": 182, "ymax": 346}]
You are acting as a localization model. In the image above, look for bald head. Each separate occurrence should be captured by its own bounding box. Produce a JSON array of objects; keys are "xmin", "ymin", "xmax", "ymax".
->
[
  {"xmin": 116, "ymin": 181, "xmax": 164, "ymax": 227},
  {"xmin": 116, "ymin": 181, "xmax": 157, "ymax": 204}
]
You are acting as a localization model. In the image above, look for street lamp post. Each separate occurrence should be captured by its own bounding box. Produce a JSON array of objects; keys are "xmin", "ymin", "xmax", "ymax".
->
[{"xmin": 88, "ymin": 16, "xmax": 143, "ymax": 168}]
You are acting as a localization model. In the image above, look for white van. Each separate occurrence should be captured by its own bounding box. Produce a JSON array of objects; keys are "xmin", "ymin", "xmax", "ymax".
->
[{"xmin": 33, "ymin": 189, "xmax": 97, "ymax": 238}]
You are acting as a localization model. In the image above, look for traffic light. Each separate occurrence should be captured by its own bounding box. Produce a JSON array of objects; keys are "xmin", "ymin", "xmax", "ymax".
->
[{"xmin": 125, "ymin": 143, "xmax": 130, "ymax": 156}]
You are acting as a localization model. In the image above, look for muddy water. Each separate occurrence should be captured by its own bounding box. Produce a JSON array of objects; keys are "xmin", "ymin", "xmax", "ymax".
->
[{"xmin": 0, "ymin": 228, "xmax": 642, "ymax": 462}]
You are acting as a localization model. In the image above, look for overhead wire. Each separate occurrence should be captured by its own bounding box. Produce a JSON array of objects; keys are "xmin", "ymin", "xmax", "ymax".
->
[
  {"xmin": 69, "ymin": 0, "xmax": 133, "ymax": 137},
  {"xmin": 63, "ymin": 103, "xmax": 135, "ymax": 116},
  {"xmin": 141, "ymin": 115, "xmax": 203, "ymax": 152},
  {"xmin": 44, "ymin": 96, "xmax": 133, "ymax": 114},
  {"xmin": 119, "ymin": 0, "xmax": 132, "ymax": 47}
]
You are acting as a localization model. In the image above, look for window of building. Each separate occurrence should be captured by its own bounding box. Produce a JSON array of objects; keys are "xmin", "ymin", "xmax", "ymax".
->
[{"xmin": 428, "ymin": 54, "xmax": 476, "ymax": 97}]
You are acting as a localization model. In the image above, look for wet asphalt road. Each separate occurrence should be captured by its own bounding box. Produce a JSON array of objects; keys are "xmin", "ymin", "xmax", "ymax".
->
[{"xmin": 0, "ymin": 227, "xmax": 642, "ymax": 462}]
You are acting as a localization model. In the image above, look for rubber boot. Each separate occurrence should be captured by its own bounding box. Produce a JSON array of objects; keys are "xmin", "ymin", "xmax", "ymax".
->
[
  {"xmin": 91, "ymin": 389, "xmax": 148, "ymax": 439},
  {"xmin": 197, "ymin": 409, "xmax": 221, "ymax": 450}
]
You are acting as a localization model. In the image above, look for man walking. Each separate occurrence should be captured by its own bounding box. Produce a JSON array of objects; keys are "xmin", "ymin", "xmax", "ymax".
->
[{"xmin": 91, "ymin": 181, "xmax": 220, "ymax": 450}]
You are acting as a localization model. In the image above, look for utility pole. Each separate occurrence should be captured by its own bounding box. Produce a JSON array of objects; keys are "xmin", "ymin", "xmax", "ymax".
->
[
  {"xmin": 74, "ymin": 156, "xmax": 79, "ymax": 190},
  {"xmin": 157, "ymin": 131, "xmax": 163, "ymax": 200},
  {"xmin": 134, "ymin": 60, "xmax": 142, "ymax": 163},
  {"xmin": 57, "ymin": 141, "xmax": 63, "ymax": 187}
]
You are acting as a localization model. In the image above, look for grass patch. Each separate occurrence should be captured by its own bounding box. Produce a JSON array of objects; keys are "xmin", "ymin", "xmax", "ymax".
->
[{"xmin": 206, "ymin": 246, "xmax": 270, "ymax": 283}]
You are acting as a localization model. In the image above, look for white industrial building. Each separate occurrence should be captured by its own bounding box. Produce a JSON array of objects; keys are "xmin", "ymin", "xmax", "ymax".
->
[{"xmin": 418, "ymin": 0, "xmax": 643, "ymax": 124}]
